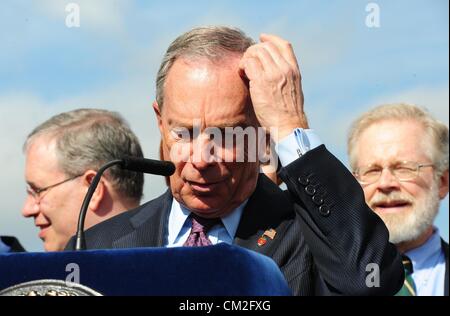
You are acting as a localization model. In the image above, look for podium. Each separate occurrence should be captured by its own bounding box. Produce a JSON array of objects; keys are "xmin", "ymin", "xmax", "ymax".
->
[{"xmin": 0, "ymin": 243, "xmax": 291, "ymax": 296}]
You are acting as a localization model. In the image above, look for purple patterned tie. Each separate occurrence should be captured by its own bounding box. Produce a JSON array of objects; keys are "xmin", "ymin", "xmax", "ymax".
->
[{"xmin": 183, "ymin": 214, "xmax": 221, "ymax": 247}]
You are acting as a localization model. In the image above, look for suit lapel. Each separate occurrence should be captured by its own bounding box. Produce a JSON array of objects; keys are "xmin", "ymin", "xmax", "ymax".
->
[
  {"xmin": 234, "ymin": 175, "xmax": 295, "ymax": 257},
  {"xmin": 113, "ymin": 190, "xmax": 173, "ymax": 248}
]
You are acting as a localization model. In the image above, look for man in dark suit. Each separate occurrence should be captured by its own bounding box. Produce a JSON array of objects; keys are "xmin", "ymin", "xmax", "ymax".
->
[
  {"xmin": 348, "ymin": 103, "xmax": 449, "ymax": 295},
  {"xmin": 67, "ymin": 26, "xmax": 403, "ymax": 295},
  {"xmin": 0, "ymin": 236, "xmax": 25, "ymax": 253}
]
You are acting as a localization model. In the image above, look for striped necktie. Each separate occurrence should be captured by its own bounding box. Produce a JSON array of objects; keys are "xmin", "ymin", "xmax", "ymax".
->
[{"xmin": 396, "ymin": 255, "xmax": 417, "ymax": 296}]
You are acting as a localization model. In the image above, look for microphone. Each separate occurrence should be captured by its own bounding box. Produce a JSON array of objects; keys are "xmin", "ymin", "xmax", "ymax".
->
[
  {"xmin": 75, "ymin": 157, "xmax": 175, "ymax": 251},
  {"xmin": 121, "ymin": 156, "xmax": 175, "ymax": 176}
]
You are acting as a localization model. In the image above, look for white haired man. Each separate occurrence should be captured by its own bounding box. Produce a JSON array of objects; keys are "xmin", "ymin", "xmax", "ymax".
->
[{"xmin": 348, "ymin": 103, "xmax": 449, "ymax": 296}]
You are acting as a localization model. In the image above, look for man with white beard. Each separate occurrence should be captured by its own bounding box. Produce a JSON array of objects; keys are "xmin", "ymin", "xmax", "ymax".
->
[{"xmin": 348, "ymin": 103, "xmax": 449, "ymax": 296}]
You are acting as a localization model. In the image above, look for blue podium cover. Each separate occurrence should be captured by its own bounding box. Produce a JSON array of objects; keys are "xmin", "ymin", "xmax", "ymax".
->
[{"xmin": 0, "ymin": 243, "xmax": 291, "ymax": 296}]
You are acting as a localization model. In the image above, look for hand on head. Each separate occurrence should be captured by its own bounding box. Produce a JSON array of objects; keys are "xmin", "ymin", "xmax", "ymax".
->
[{"xmin": 239, "ymin": 33, "xmax": 308, "ymax": 141}]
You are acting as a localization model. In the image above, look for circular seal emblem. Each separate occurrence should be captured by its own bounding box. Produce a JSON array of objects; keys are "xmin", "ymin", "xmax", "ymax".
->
[{"xmin": 0, "ymin": 279, "xmax": 102, "ymax": 296}]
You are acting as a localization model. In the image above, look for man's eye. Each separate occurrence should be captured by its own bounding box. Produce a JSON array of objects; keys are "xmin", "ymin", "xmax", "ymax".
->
[
  {"xmin": 395, "ymin": 167, "xmax": 415, "ymax": 176},
  {"xmin": 171, "ymin": 129, "xmax": 192, "ymax": 141},
  {"xmin": 363, "ymin": 168, "xmax": 380, "ymax": 176}
]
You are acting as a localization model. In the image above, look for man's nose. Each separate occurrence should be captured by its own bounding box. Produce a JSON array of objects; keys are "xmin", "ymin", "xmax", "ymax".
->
[
  {"xmin": 376, "ymin": 168, "xmax": 401, "ymax": 192},
  {"xmin": 21, "ymin": 196, "xmax": 40, "ymax": 218},
  {"xmin": 191, "ymin": 135, "xmax": 217, "ymax": 170}
]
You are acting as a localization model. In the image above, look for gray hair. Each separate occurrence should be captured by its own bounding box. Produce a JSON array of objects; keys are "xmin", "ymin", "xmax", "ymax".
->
[
  {"xmin": 24, "ymin": 108, "xmax": 144, "ymax": 202},
  {"xmin": 155, "ymin": 26, "xmax": 255, "ymax": 109},
  {"xmin": 347, "ymin": 103, "xmax": 449, "ymax": 176}
]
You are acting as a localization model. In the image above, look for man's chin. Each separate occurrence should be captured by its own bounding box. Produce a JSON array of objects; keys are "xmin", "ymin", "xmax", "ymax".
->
[
  {"xmin": 43, "ymin": 239, "xmax": 65, "ymax": 252},
  {"xmin": 377, "ymin": 210, "xmax": 423, "ymax": 244},
  {"xmin": 184, "ymin": 195, "xmax": 231, "ymax": 217},
  {"xmin": 44, "ymin": 243, "xmax": 56, "ymax": 252},
  {"xmin": 376, "ymin": 210, "xmax": 409, "ymax": 228}
]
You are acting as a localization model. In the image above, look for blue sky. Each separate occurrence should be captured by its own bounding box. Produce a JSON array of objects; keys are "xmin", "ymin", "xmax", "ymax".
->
[{"xmin": 0, "ymin": 0, "xmax": 448, "ymax": 251}]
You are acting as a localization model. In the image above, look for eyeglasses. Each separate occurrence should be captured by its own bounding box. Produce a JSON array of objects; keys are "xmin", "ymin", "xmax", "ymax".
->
[
  {"xmin": 354, "ymin": 161, "xmax": 434, "ymax": 185},
  {"xmin": 26, "ymin": 174, "xmax": 83, "ymax": 202}
]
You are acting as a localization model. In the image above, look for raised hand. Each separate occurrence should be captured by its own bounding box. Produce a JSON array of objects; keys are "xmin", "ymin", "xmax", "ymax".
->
[{"xmin": 239, "ymin": 34, "xmax": 308, "ymax": 141}]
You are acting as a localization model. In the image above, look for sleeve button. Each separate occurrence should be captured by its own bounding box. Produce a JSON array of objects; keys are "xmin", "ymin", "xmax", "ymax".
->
[
  {"xmin": 312, "ymin": 195, "xmax": 324, "ymax": 205},
  {"xmin": 305, "ymin": 185, "xmax": 316, "ymax": 196},
  {"xmin": 298, "ymin": 175, "xmax": 309, "ymax": 185},
  {"xmin": 319, "ymin": 204, "xmax": 330, "ymax": 216}
]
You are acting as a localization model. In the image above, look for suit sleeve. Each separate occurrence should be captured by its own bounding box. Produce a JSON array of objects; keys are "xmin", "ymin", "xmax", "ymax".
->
[{"xmin": 278, "ymin": 144, "xmax": 404, "ymax": 295}]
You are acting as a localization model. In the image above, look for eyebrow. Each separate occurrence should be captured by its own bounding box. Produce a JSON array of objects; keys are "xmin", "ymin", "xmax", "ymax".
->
[
  {"xmin": 214, "ymin": 121, "xmax": 253, "ymax": 129},
  {"xmin": 169, "ymin": 120, "xmax": 252, "ymax": 129},
  {"xmin": 26, "ymin": 181, "xmax": 40, "ymax": 190}
]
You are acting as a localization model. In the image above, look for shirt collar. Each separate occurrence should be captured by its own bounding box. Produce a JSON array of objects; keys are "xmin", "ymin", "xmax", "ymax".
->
[
  {"xmin": 167, "ymin": 200, "xmax": 191, "ymax": 245},
  {"xmin": 168, "ymin": 198, "xmax": 248, "ymax": 243},
  {"xmin": 220, "ymin": 200, "xmax": 248, "ymax": 239},
  {"xmin": 405, "ymin": 227, "xmax": 443, "ymax": 271}
]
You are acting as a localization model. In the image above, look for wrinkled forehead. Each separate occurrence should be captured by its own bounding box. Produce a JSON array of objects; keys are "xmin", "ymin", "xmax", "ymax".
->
[
  {"xmin": 356, "ymin": 120, "xmax": 431, "ymax": 165},
  {"xmin": 162, "ymin": 57, "xmax": 254, "ymax": 129}
]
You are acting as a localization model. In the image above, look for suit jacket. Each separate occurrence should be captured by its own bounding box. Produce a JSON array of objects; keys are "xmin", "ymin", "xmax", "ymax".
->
[
  {"xmin": 67, "ymin": 145, "xmax": 404, "ymax": 295},
  {"xmin": 442, "ymin": 239, "xmax": 449, "ymax": 296},
  {"xmin": 0, "ymin": 236, "xmax": 25, "ymax": 253}
]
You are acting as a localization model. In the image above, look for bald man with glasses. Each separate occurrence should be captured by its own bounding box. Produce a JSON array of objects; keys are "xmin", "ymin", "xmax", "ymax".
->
[
  {"xmin": 348, "ymin": 103, "xmax": 449, "ymax": 296},
  {"xmin": 22, "ymin": 109, "xmax": 144, "ymax": 252}
]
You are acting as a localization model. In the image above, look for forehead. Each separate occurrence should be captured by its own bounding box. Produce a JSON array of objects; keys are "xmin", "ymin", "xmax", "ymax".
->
[
  {"xmin": 25, "ymin": 135, "xmax": 64, "ymax": 179},
  {"xmin": 356, "ymin": 119, "xmax": 430, "ymax": 164},
  {"xmin": 162, "ymin": 56, "xmax": 252, "ymax": 128}
]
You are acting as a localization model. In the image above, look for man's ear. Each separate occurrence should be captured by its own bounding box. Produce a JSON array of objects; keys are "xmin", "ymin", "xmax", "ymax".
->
[
  {"xmin": 438, "ymin": 169, "xmax": 449, "ymax": 200},
  {"xmin": 153, "ymin": 101, "xmax": 163, "ymax": 134},
  {"xmin": 82, "ymin": 170, "xmax": 105, "ymax": 213}
]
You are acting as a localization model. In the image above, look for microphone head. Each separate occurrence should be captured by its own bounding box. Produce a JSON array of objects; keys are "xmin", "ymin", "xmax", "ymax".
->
[{"xmin": 121, "ymin": 157, "xmax": 175, "ymax": 176}]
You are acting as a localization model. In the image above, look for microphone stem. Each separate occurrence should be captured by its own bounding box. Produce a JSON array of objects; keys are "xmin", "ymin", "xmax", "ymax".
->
[{"xmin": 75, "ymin": 159, "xmax": 123, "ymax": 251}]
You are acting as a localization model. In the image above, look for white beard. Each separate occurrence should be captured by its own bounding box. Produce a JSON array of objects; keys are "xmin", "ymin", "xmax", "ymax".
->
[{"xmin": 370, "ymin": 180, "xmax": 440, "ymax": 244}]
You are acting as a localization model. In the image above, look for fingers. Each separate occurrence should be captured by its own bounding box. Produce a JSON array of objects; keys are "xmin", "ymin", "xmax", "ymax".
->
[
  {"xmin": 260, "ymin": 33, "xmax": 300, "ymax": 70},
  {"xmin": 242, "ymin": 44, "xmax": 278, "ymax": 74},
  {"xmin": 240, "ymin": 56, "xmax": 264, "ymax": 81},
  {"xmin": 240, "ymin": 33, "xmax": 301, "ymax": 83},
  {"xmin": 238, "ymin": 33, "xmax": 307, "ymax": 134}
]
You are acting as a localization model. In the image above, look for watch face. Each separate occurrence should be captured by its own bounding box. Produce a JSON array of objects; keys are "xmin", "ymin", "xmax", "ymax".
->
[{"xmin": 0, "ymin": 279, "xmax": 102, "ymax": 296}]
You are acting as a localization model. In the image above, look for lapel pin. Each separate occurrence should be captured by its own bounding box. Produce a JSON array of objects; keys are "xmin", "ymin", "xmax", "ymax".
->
[
  {"xmin": 257, "ymin": 228, "xmax": 276, "ymax": 247},
  {"xmin": 257, "ymin": 236, "xmax": 267, "ymax": 247},
  {"xmin": 263, "ymin": 228, "xmax": 276, "ymax": 240}
]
